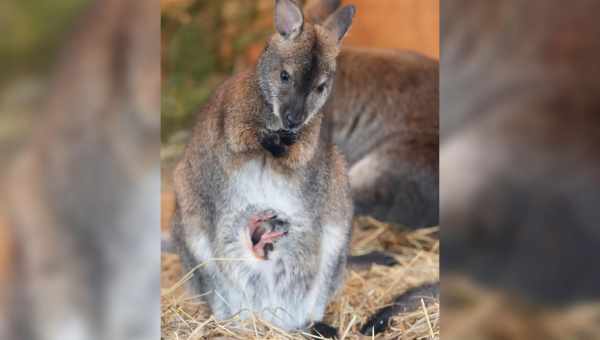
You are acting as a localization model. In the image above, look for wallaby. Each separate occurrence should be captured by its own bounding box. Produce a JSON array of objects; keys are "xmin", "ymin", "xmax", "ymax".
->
[
  {"xmin": 2, "ymin": 1, "xmax": 160, "ymax": 339},
  {"xmin": 441, "ymin": 0, "xmax": 600, "ymax": 305},
  {"xmin": 305, "ymin": 0, "xmax": 439, "ymax": 228},
  {"xmin": 171, "ymin": 0, "xmax": 355, "ymax": 334},
  {"xmin": 301, "ymin": 1, "xmax": 439, "ymax": 334}
]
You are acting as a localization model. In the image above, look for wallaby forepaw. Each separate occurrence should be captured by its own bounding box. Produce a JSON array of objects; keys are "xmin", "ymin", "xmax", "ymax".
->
[
  {"xmin": 260, "ymin": 130, "xmax": 288, "ymax": 157},
  {"xmin": 278, "ymin": 129, "xmax": 297, "ymax": 146}
]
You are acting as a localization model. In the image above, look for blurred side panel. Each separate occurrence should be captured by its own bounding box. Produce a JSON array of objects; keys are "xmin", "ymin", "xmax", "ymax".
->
[
  {"xmin": 0, "ymin": 0, "xmax": 160, "ymax": 339},
  {"xmin": 441, "ymin": 0, "xmax": 600, "ymax": 339}
]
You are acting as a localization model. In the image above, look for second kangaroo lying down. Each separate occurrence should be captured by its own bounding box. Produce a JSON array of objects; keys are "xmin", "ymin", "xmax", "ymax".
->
[
  {"xmin": 172, "ymin": 0, "xmax": 354, "ymax": 332},
  {"xmin": 305, "ymin": 0, "xmax": 439, "ymax": 228}
]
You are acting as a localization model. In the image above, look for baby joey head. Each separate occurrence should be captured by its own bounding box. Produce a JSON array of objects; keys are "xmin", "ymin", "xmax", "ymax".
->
[
  {"xmin": 246, "ymin": 209, "xmax": 290, "ymax": 260},
  {"xmin": 258, "ymin": 0, "xmax": 355, "ymax": 134}
]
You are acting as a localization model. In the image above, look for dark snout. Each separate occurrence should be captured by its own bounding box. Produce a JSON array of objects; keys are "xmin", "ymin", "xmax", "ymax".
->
[
  {"xmin": 281, "ymin": 100, "xmax": 305, "ymax": 130},
  {"xmin": 283, "ymin": 113, "xmax": 302, "ymax": 130}
]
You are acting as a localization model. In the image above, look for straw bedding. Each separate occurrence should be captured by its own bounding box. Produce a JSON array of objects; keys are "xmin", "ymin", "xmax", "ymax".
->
[{"xmin": 161, "ymin": 216, "xmax": 439, "ymax": 339}]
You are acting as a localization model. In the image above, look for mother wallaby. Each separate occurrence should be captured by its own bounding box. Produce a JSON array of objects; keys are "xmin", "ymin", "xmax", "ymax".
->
[{"xmin": 171, "ymin": 0, "xmax": 355, "ymax": 335}]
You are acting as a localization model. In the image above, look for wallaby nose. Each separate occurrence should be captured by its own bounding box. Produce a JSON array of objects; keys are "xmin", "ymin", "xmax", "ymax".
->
[{"xmin": 284, "ymin": 112, "xmax": 302, "ymax": 129}]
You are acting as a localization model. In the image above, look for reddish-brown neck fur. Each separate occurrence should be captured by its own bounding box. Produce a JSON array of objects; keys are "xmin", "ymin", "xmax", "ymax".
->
[{"xmin": 223, "ymin": 70, "xmax": 322, "ymax": 170}]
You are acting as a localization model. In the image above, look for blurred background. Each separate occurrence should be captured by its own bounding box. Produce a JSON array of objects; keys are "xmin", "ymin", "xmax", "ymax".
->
[
  {"xmin": 0, "ymin": 0, "xmax": 90, "ymax": 308},
  {"xmin": 1, "ymin": 0, "xmax": 160, "ymax": 339},
  {"xmin": 441, "ymin": 1, "xmax": 600, "ymax": 339},
  {"xmin": 0, "ymin": 0, "xmax": 89, "ymax": 165}
]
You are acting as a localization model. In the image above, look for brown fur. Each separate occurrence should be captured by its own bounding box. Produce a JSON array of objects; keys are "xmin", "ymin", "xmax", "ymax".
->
[
  {"xmin": 305, "ymin": 0, "xmax": 342, "ymax": 24},
  {"xmin": 173, "ymin": 28, "xmax": 351, "ymax": 250},
  {"xmin": 304, "ymin": 0, "xmax": 439, "ymax": 227},
  {"xmin": 222, "ymin": 70, "xmax": 324, "ymax": 170},
  {"xmin": 325, "ymin": 47, "xmax": 438, "ymax": 228}
]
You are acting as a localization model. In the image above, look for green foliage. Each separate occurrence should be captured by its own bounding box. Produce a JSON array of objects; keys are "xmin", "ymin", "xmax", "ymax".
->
[
  {"xmin": 161, "ymin": 0, "xmax": 272, "ymax": 143},
  {"xmin": 161, "ymin": 1, "xmax": 223, "ymax": 141}
]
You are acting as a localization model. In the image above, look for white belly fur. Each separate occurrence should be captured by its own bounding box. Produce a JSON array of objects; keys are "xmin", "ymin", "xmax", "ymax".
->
[
  {"xmin": 229, "ymin": 160, "xmax": 307, "ymax": 327},
  {"xmin": 188, "ymin": 159, "xmax": 346, "ymax": 330},
  {"xmin": 229, "ymin": 159, "xmax": 303, "ymax": 216}
]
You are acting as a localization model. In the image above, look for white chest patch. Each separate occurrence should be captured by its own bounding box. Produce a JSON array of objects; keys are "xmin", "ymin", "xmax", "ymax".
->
[
  {"xmin": 227, "ymin": 159, "xmax": 303, "ymax": 215},
  {"xmin": 196, "ymin": 159, "xmax": 344, "ymax": 331}
]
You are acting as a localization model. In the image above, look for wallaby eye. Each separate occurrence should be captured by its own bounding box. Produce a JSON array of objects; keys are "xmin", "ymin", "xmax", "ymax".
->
[
  {"xmin": 280, "ymin": 70, "xmax": 290, "ymax": 82},
  {"xmin": 316, "ymin": 82, "xmax": 327, "ymax": 93}
]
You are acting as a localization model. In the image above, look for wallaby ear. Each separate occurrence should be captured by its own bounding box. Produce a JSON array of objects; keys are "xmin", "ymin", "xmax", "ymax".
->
[
  {"xmin": 274, "ymin": 0, "xmax": 304, "ymax": 40},
  {"xmin": 304, "ymin": 0, "xmax": 341, "ymax": 24},
  {"xmin": 324, "ymin": 4, "xmax": 356, "ymax": 43}
]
